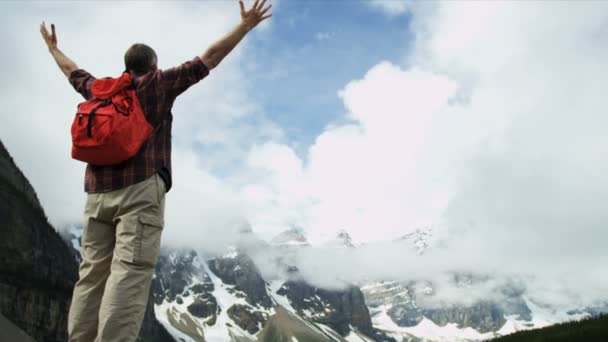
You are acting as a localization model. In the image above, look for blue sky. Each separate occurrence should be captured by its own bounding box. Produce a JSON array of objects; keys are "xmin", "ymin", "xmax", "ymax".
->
[{"xmin": 246, "ymin": 0, "xmax": 412, "ymax": 152}]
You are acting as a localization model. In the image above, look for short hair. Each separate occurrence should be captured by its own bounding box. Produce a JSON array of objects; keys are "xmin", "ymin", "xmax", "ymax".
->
[{"xmin": 124, "ymin": 43, "xmax": 157, "ymax": 75}]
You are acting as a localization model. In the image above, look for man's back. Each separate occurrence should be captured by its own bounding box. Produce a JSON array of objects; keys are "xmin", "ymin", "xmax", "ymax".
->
[{"xmin": 69, "ymin": 57, "xmax": 209, "ymax": 193}]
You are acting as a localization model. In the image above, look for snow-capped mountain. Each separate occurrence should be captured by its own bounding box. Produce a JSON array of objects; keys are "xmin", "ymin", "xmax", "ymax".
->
[
  {"xmin": 151, "ymin": 245, "xmax": 394, "ymax": 342},
  {"xmin": 397, "ymin": 227, "xmax": 433, "ymax": 255},
  {"xmin": 58, "ymin": 225, "xmax": 606, "ymax": 342},
  {"xmin": 269, "ymin": 228, "xmax": 310, "ymax": 248}
]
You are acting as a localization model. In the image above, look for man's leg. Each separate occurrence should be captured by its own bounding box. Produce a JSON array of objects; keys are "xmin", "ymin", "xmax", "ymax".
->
[
  {"xmin": 96, "ymin": 174, "xmax": 165, "ymax": 342},
  {"xmin": 68, "ymin": 193, "xmax": 115, "ymax": 342}
]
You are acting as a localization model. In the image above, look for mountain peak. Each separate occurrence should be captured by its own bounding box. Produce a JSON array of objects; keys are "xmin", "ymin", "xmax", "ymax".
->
[
  {"xmin": 325, "ymin": 229, "xmax": 355, "ymax": 248},
  {"xmin": 270, "ymin": 228, "xmax": 310, "ymax": 247},
  {"xmin": 336, "ymin": 229, "xmax": 353, "ymax": 243},
  {"xmin": 398, "ymin": 227, "xmax": 432, "ymax": 255}
]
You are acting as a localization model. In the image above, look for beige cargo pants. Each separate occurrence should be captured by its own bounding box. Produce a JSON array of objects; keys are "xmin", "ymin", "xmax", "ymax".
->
[{"xmin": 68, "ymin": 174, "xmax": 166, "ymax": 342}]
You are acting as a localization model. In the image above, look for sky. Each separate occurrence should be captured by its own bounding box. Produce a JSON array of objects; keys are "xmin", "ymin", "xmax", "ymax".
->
[{"xmin": 1, "ymin": 0, "xmax": 608, "ymax": 309}]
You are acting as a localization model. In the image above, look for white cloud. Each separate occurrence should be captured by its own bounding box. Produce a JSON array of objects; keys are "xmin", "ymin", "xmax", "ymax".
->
[
  {"xmin": 240, "ymin": 61, "xmax": 474, "ymax": 243},
  {"xmin": 306, "ymin": 63, "xmax": 463, "ymax": 242}
]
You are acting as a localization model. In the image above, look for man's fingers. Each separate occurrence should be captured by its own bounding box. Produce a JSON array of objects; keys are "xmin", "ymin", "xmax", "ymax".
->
[
  {"xmin": 41, "ymin": 25, "xmax": 49, "ymax": 39},
  {"xmin": 260, "ymin": 4, "xmax": 272, "ymax": 16},
  {"xmin": 239, "ymin": 0, "xmax": 245, "ymax": 15},
  {"xmin": 256, "ymin": 0, "xmax": 267, "ymax": 12},
  {"xmin": 51, "ymin": 23, "xmax": 56, "ymax": 38},
  {"xmin": 261, "ymin": 14, "xmax": 272, "ymax": 21},
  {"xmin": 251, "ymin": 0, "xmax": 260, "ymax": 12}
]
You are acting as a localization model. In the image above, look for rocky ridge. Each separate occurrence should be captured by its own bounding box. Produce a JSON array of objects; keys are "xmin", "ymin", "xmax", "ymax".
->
[{"xmin": 0, "ymin": 140, "xmax": 78, "ymax": 342}]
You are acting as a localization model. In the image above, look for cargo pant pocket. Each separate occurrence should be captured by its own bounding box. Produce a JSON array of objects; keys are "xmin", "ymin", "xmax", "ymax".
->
[
  {"xmin": 135, "ymin": 216, "xmax": 163, "ymax": 267},
  {"xmin": 116, "ymin": 215, "xmax": 163, "ymax": 268}
]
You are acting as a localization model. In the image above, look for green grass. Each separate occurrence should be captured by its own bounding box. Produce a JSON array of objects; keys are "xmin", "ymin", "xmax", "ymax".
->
[{"xmin": 488, "ymin": 314, "xmax": 608, "ymax": 342}]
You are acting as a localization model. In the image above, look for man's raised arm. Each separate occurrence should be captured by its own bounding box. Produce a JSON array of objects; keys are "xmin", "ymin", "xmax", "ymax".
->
[
  {"xmin": 40, "ymin": 22, "xmax": 79, "ymax": 78},
  {"xmin": 201, "ymin": 0, "xmax": 272, "ymax": 70}
]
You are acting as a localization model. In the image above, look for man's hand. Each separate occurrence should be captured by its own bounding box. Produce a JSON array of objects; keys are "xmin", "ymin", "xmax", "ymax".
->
[
  {"xmin": 239, "ymin": 0, "xmax": 272, "ymax": 32},
  {"xmin": 40, "ymin": 21, "xmax": 58, "ymax": 51},
  {"xmin": 201, "ymin": 0, "xmax": 273, "ymax": 70},
  {"xmin": 40, "ymin": 21, "xmax": 79, "ymax": 77}
]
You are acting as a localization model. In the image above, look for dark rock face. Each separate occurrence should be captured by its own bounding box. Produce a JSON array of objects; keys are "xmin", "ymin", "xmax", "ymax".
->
[
  {"xmin": 500, "ymin": 283, "xmax": 532, "ymax": 321},
  {"xmin": 277, "ymin": 281, "xmax": 374, "ymax": 336},
  {"xmin": 187, "ymin": 293, "xmax": 220, "ymax": 325},
  {"xmin": 422, "ymin": 301, "xmax": 506, "ymax": 333},
  {"xmin": 153, "ymin": 249, "xmax": 213, "ymax": 305},
  {"xmin": 139, "ymin": 284, "xmax": 176, "ymax": 342},
  {"xmin": 208, "ymin": 254, "xmax": 272, "ymax": 309},
  {"xmin": 0, "ymin": 140, "xmax": 79, "ymax": 342},
  {"xmin": 227, "ymin": 304, "xmax": 267, "ymax": 335},
  {"xmin": 388, "ymin": 303, "xmax": 424, "ymax": 327},
  {"xmin": 256, "ymin": 306, "xmax": 337, "ymax": 342},
  {"xmin": 191, "ymin": 283, "xmax": 214, "ymax": 295}
]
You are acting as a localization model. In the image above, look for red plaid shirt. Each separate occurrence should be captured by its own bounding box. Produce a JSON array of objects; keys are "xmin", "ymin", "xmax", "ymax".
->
[{"xmin": 69, "ymin": 56, "xmax": 209, "ymax": 193}]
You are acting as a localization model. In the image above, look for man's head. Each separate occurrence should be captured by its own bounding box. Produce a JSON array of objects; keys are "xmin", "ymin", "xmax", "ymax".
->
[{"xmin": 124, "ymin": 43, "xmax": 157, "ymax": 75}]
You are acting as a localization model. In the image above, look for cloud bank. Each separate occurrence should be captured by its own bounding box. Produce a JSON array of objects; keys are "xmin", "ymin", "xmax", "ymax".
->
[{"xmin": 244, "ymin": 1, "xmax": 608, "ymax": 309}]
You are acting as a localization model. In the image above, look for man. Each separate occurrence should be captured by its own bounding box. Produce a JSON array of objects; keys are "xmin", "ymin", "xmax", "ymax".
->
[{"xmin": 40, "ymin": 1, "xmax": 272, "ymax": 341}]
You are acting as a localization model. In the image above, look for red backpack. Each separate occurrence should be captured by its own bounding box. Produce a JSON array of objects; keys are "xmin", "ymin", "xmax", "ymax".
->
[{"xmin": 71, "ymin": 73, "xmax": 154, "ymax": 166}]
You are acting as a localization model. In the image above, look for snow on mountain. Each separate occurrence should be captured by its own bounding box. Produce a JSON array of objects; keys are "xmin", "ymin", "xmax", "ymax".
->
[
  {"xmin": 374, "ymin": 309, "xmax": 496, "ymax": 342},
  {"xmin": 397, "ymin": 227, "xmax": 433, "ymax": 255},
  {"xmin": 57, "ymin": 223, "xmax": 83, "ymax": 263},
  {"xmin": 203, "ymin": 257, "xmax": 267, "ymax": 341},
  {"xmin": 268, "ymin": 280, "xmax": 299, "ymax": 313},
  {"xmin": 270, "ymin": 228, "xmax": 310, "ymax": 247}
]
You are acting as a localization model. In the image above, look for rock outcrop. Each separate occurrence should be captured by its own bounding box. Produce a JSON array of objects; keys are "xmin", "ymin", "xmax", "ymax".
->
[
  {"xmin": 0, "ymin": 139, "xmax": 78, "ymax": 342},
  {"xmin": 422, "ymin": 301, "xmax": 506, "ymax": 333},
  {"xmin": 208, "ymin": 253, "xmax": 272, "ymax": 309},
  {"xmin": 277, "ymin": 280, "xmax": 374, "ymax": 336}
]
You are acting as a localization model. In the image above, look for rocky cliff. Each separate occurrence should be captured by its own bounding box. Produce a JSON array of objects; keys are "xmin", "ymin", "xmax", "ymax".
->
[{"xmin": 0, "ymin": 140, "xmax": 78, "ymax": 342}]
